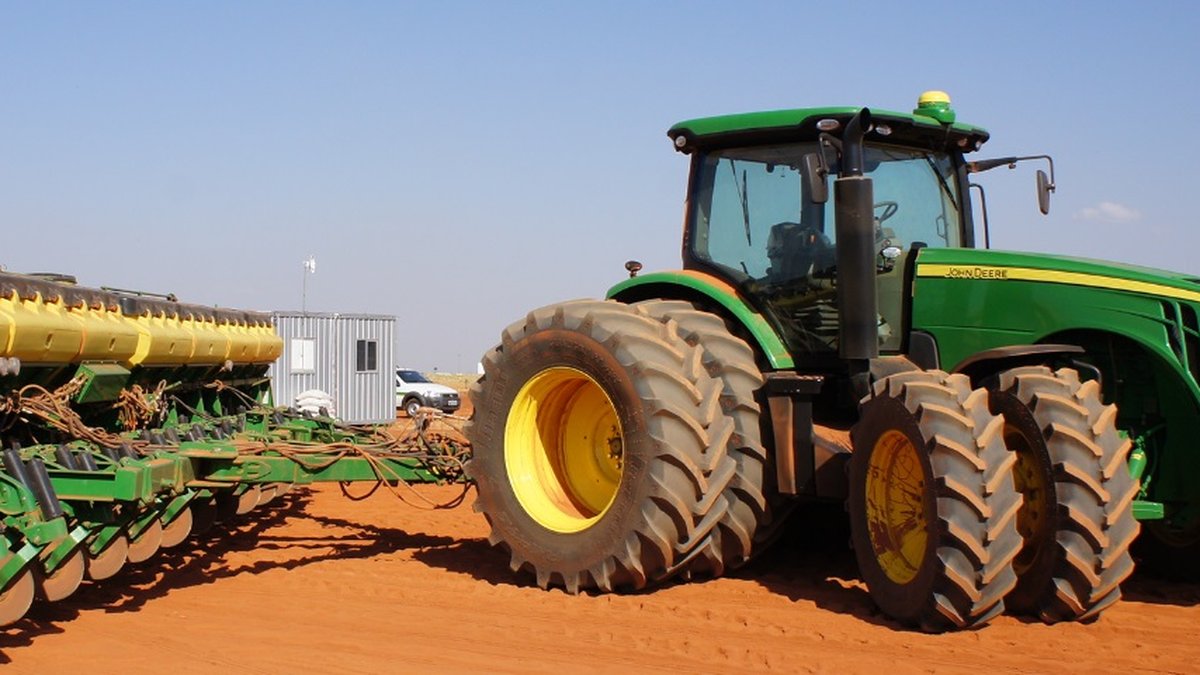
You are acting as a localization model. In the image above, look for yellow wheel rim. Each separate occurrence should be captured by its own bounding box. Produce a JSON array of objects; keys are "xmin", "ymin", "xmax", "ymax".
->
[
  {"xmin": 505, "ymin": 367, "xmax": 624, "ymax": 533},
  {"xmin": 865, "ymin": 429, "xmax": 928, "ymax": 584},
  {"xmin": 1007, "ymin": 425, "xmax": 1049, "ymax": 576}
]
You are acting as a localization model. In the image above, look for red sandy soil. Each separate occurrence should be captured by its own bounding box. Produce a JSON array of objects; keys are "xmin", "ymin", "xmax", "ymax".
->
[{"xmin": 3, "ymin": 393, "xmax": 1200, "ymax": 673}]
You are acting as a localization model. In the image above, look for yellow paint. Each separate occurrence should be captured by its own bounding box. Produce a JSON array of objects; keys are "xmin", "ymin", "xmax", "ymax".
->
[
  {"xmin": 505, "ymin": 367, "xmax": 623, "ymax": 533},
  {"xmin": 0, "ymin": 293, "xmax": 84, "ymax": 362},
  {"xmin": 184, "ymin": 315, "xmax": 231, "ymax": 364},
  {"xmin": 223, "ymin": 320, "xmax": 254, "ymax": 362},
  {"xmin": 258, "ymin": 323, "xmax": 283, "ymax": 362},
  {"xmin": 918, "ymin": 90, "xmax": 951, "ymax": 105},
  {"xmin": 252, "ymin": 321, "xmax": 283, "ymax": 362},
  {"xmin": 1006, "ymin": 423, "xmax": 1050, "ymax": 577},
  {"xmin": 865, "ymin": 429, "xmax": 928, "ymax": 585},
  {"xmin": 75, "ymin": 303, "xmax": 139, "ymax": 363},
  {"xmin": 918, "ymin": 263, "xmax": 1200, "ymax": 303},
  {"xmin": 0, "ymin": 299, "xmax": 10, "ymax": 355},
  {"xmin": 0, "ymin": 288, "xmax": 281, "ymax": 367},
  {"xmin": 131, "ymin": 312, "xmax": 194, "ymax": 366}
]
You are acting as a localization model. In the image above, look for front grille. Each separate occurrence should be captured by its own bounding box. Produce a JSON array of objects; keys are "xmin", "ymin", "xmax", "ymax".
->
[
  {"xmin": 1163, "ymin": 301, "xmax": 1183, "ymax": 360},
  {"xmin": 1183, "ymin": 303, "xmax": 1200, "ymax": 386}
]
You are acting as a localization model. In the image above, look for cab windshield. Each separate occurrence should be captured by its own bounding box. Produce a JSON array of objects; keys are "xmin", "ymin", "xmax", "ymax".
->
[{"xmin": 688, "ymin": 141, "xmax": 964, "ymax": 355}]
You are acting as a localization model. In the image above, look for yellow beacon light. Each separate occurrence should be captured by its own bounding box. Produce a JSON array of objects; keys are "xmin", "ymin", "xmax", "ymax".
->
[{"xmin": 914, "ymin": 90, "xmax": 955, "ymax": 124}]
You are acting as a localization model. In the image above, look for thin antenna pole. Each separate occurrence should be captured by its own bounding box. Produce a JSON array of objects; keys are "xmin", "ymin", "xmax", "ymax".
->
[{"xmin": 302, "ymin": 255, "xmax": 316, "ymax": 312}]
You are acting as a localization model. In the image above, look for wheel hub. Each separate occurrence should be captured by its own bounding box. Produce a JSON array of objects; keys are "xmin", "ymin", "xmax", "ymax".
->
[
  {"xmin": 505, "ymin": 367, "xmax": 623, "ymax": 533},
  {"xmin": 1006, "ymin": 426, "xmax": 1051, "ymax": 576},
  {"xmin": 864, "ymin": 429, "xmax": 928, "ymax": 584}
]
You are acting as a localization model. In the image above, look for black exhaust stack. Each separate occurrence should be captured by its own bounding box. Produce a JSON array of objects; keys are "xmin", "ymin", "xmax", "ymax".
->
[{"xmin": 834, "ymin": 109, "xmax": 878, "ymax": 392}]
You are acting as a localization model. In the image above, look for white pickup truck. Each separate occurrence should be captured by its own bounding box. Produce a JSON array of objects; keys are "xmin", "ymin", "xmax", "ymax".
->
[{"xmin": 395, "ymin": 368, "xmax": 461, "ymax": 417}]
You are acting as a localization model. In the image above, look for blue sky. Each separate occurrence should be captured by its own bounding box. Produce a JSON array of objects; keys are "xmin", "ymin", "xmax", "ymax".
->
[{"xmin": 2, "ymin": 2, "xmax": 1197, "ymax": 371}]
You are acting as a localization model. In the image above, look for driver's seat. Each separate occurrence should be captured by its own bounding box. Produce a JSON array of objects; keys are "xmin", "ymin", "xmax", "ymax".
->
[{"xmin": 766, "ymin": 221, "xmax": 831, "ymax": 283}]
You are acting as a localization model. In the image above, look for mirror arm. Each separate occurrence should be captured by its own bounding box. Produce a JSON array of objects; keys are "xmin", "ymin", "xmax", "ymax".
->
[
  {"xmin": 1022, "ymin": 154, "xmax": 1056, "ymax": 193},
  {"xmin": 967, "ymin": 154, "xmax": 1054, "ymax": 184},
  {"xmin": 967, "ymin": 154, "xmax": 1056, "ymax": 217}
]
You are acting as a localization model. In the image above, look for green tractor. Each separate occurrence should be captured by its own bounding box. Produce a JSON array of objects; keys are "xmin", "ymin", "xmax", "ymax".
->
[{"xmin": 465, "ymin": 92, "xmax": 1188, "ymax": 631}]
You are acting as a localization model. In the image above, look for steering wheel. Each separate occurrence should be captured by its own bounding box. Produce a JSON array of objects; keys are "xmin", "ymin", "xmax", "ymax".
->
[{"xmin": 874, "ymin": 201, "xmax": 899, "ymax": 224}]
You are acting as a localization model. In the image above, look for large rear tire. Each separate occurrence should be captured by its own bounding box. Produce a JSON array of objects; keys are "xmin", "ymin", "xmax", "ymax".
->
[
  {"xmin": 987, "ymin": 366, "xmax": 1139, "ymax": 622},
  {"xmin": 634, "ymin": 300, "xmax": 771, "ymax": 577},
  {"xmin": 849, "ymin": 370, "xmax": 1021, "ymax": 632},
  {"xmin": 466, "ymin": 299, "xmax": 736, "ymax": 592}
]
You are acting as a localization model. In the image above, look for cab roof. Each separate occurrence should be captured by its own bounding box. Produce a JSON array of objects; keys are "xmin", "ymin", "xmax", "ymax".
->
[{"xmin": 667, "ymin": 106, "xmax": 990, "ymax": 155}]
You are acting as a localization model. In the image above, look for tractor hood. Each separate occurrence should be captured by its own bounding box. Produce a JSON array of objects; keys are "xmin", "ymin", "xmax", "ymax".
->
[{"xmin": 915, "ymin": 248, "xmax": 1200, "ymax": 303}]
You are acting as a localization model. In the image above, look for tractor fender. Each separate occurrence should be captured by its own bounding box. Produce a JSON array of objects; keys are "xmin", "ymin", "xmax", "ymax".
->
[
  {"xmin": 607, "ymin": 270, "xmax": 794, "ymax": 370},
  {"xmin": 952, "ymin": 343, "xmax": 1087, "ymax": 386}
]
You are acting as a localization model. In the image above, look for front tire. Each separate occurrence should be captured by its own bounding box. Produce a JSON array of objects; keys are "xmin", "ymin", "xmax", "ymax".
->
[
  {"xmin": 466, "ymin": 299, "xmax": 736, "ymax": 592},
  {"xmin": 987, "ymin": 366, "xmax": 1139, "ymax": 622},
  {"xmin": 849, "ymin": 370, "xmax": 1022, "ymax": 632}
]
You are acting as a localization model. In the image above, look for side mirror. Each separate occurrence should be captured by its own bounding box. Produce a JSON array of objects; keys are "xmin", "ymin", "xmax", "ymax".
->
[
  {"xmin": 1036, "ymin": 169, "xmax": 1053, "ymax": 215},
  {"xmin": 968, "ymin": 154, "xmax": 1056, "ymax": 217},
  {"xmin": 802, "ymin": 153, "xmax": 828, "ymax": 204}
]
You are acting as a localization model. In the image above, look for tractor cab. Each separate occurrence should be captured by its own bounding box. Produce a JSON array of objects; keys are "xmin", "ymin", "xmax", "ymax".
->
[{"xmin": 670, "ymin": 93, "xmax": 984, "ymax": 362}]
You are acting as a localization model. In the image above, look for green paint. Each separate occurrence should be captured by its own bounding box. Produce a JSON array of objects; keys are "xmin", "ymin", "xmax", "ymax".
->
[
  {"xmin": 87, "ymin": 525, "xmax": 126, "ymax": 556},
  {"xmin": 126, "ymin": 506, "xmax": 166, "ymax": 540},
  {"xmin": 18, "ymin": 516, "xmax": 68, "ymax": 547},
  {"xmin": 1129, "ymin": 439, "xmax": 1149, "ymax": 486},
  {"xmin": 1133, "ymin": 500, "xmax": 1166, "ymax": 520},
  {"xmin": 0, "ymin": 540, "xmax": 38, "ymax": 584},
  {"xmin": 48, "ymin": 465, "xmax": 149, "ymax": 502},
  {"xmin": 40, "ymin": 525, "xmax": 87, "ymax": 571},
  {"xmin": 608, "ymin": 271, "xmax": 795, "ymax": 369},
  {"xmin": 669, "ymin": 106, "xmax": 986, "ymax": 143},
  {"xmin": 913, "ymin": 97, "xmax": 956, "ymax": 124},
  {"xmin": 0, "ymin": 473, "xmax": 38, "ymax": 514},
  {"xmin": 198, "ymin": 454, "xmax": 436, "ymax": 485},
  {"xmin": 916, "ymin": 247, "xmax": 1200, "ymax": 297},
  {"xmin": 73, "ymin": 363, "xmax": 132, "ymax": 404}
]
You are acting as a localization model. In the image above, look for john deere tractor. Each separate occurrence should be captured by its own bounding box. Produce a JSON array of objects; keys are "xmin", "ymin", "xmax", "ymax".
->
[{"xmin": 464, "ymin": 92, "xmax": 1194, "ymax": 631}]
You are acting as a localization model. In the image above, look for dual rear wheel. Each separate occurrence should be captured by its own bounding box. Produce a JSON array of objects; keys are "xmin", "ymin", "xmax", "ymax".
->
[{"xmin": 846, "ymin": 366, "xmax": 1138, "ymax": 628}]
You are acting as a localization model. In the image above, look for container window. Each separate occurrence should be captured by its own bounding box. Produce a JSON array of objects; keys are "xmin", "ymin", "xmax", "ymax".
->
[
  {"xmin": 356, "ymin": 339, "xmax": 378, "ymax": 372},
  {"xmin": 290, "ymin": 338, "xmax": 316, "ymax": 372}
]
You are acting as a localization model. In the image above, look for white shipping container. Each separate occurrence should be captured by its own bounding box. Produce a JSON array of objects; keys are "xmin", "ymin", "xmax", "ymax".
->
[{"xmin": 268, "ymin": 312, "xmax": 396, "ymax": 424}]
